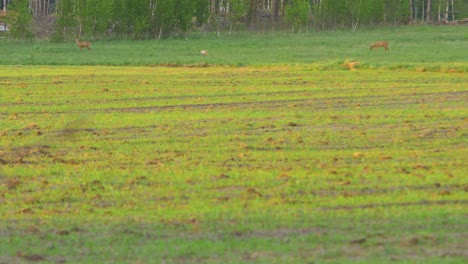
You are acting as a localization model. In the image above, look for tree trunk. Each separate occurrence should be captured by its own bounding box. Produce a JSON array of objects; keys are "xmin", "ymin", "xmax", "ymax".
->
[
  {"xmin": 271, "ymin": 0, "xmax": 279, "ymax": 24},
  {"xmin": 438, "ymin": 0, "xmax": 441, "ymax": 21},
  {"xmin": 248, "ymin": 0, "xmax": 256, "ymax": 29},
  {"xmin": 445, "ymin": 0, "xmax": 449, "ymax": 21},
  {"xmin": 409, "ymin": 0, "xmax": 413, "ymax": 20},
  {"xmin": 422, "ymin": 0, "xmax": 425, "ymax": 21},
  {"xmin": 451, "ymin": 0, "xmax": 454, "ymax": 21},
  {"xmin": 426, "ymin": 0, "xmax": 432, "ymax": 22}
]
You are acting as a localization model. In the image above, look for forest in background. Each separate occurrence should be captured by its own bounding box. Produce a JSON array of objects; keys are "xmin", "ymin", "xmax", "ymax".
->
[{"xmin": 0, "ymin": 0, "xmax": 467, "ymax": 40}]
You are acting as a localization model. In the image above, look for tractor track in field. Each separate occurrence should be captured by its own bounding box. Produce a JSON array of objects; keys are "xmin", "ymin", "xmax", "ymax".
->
[
  {"xmin": 313, "ymin": 199, "xmax": 468, "ymax": 211},
  {"xmin": 1, "ymin": 167, "xmax": 466, "ymax": 211},
  {"xmin": 209, "ymin": 182, "xmax": 468, "ymax": 200},
  {"xmin": 1, "ymin": 106, "xmax": 463, "ymax": 163},
  {"xmin": 307, "ymin": 183, "xmax": 468, "ymax": 197},
  {"xmin": 1, "ymin": 90, "xmax": 466, "ymax": 116},
  {"xmin": 1, "ymin": 116, "xmax": 463, "ymax": 155},
  {"xmin": 97, "ymin": 90, "xmax": 465, "ymax": 114}
]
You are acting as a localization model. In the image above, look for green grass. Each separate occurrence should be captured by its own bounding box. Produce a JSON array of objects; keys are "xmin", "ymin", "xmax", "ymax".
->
[
  {"xmin": 0, "ymin": 26, "xmax": 467, "ymax": 263},
  {"xmin": 0, "ymin": 25, "xmax": 467, "ymax": 71}
]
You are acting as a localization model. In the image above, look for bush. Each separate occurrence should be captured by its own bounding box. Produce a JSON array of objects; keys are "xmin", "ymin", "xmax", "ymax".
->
[{"xmin": 8, "ymin": 0, "xmax": 34, "ymax": 40}]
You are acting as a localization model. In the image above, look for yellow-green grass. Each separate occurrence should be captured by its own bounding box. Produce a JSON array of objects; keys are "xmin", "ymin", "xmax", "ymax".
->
[{"xmin": 0, "ymin": 65, "xmax": 467, "ymax": 263}]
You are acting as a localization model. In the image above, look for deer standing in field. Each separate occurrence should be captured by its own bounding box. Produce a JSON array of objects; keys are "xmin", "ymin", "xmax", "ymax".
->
[
  {"xmin": 75, "ymin": 39, "xmax": 92, "ymax": 51},
  {"xmin": 369, "ymin": 41, "xmax": 389, "ymax": 51}
]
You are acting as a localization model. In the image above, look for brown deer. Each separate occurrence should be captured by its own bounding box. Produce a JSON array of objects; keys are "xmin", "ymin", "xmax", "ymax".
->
[
  {"xmin": 369, "ymin": 41, "xmax": 389, "ymax": 51},
  {"xmin": 75, "ymin": 39, "xmax": 92, "ymax": 51}
]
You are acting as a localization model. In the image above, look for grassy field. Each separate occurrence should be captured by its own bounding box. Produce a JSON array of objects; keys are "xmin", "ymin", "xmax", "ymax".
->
[
  {"xmin": 0, "ymin": 26, "xmax": 467, "ymax": 263},
  {"xmin": 0, "ymin": 25, "xmax": 467, "ymax": 71}
]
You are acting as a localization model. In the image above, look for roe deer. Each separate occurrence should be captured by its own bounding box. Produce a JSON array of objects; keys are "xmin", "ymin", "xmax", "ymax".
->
[
  {"xmin": 369, "ymin": 41, "xmax": 389, "ymax": 51},
  {"xmin": 200, "ymin": 50, "xmax": 209, "ymax": 56},
  {"xmin": 75, "ymin": 39, "xmax": 92, "ymax": 50}
]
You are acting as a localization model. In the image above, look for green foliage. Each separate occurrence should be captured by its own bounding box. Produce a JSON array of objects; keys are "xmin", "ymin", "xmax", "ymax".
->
[
  {"xmin": 284, "ymin": 0, "xmax": 310, "ymax": 32},
  {"xmin": 52, "ymin": 0, "xmax": 76, "ymax": 41},
  {"xmin": 228, "ymin": 0, "xmax": 249, "ymax": 21},
  {"xmin": 348, "ymin": 0, "xmax": 384, "ymax": 26},
  {"xmin": 51, "ymin": 0, "xmax": 210, "ymax": 40},
  {"xmin": 456, "ymin": 0, "xmax": 468, "ymax": 19},
  {"xmin": 7, "ymin": 0, "xmax": 33, "ymax": 39},
  {"xmin": 86, "ymin": 0, "xmax": 114, "ymax": 38},
  {"xmin": 311, "ymin": 0, "xmax": 409, "ymax": 30},
  {"xmin": 319, "ymin": 0, "xmax": 348, "ymax": 29},
  {"xmin": 384, "ymin": 0, "xmax": 410, "ymax": 23},
  {"xmin": 9, "ymin": 0, "xmax": 462, "ymax": 40},
  {"xmin": 174, "ymin": 0, "xmax": 209, "ymax": 32}
]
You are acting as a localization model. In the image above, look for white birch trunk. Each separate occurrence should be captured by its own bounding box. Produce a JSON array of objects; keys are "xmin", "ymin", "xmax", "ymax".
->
[{"xmin": 426, "ymin": 0, "xmax": 432, "ymax": 22}]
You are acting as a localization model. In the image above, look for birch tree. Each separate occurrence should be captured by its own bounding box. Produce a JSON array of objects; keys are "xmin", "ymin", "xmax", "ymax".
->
[
  {"xmin": 426, "ymin": 0, "xmax": 432, "ymax": 21},
  {"xmin": 7, "ymin": 0, "xmax": 468, "ymax": 40}
]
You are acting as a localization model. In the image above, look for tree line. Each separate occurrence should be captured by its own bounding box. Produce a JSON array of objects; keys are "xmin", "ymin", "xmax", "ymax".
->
[{"xmin": 1, "ymin": 0, "xmax": 467, "ymax": 40}]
